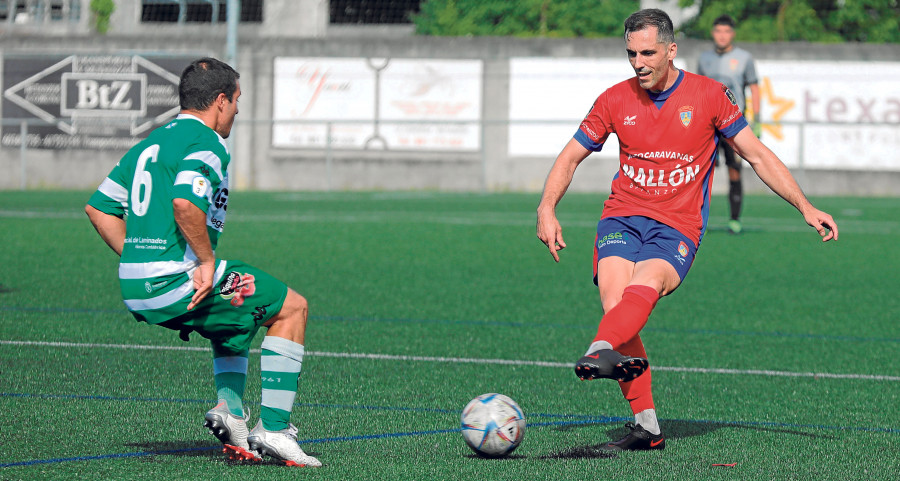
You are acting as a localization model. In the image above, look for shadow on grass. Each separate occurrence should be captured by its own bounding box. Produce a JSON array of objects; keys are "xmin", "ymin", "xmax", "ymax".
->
[
  {"xmin": 463, "ymin": 453, "xmax": 527, "ymax": 461},
  {"xmin": 661, "ymin": 419, "xmax": 834, "ymax": 441},
  {"xmin": 123, "ymin": 441, "xmax": 220, "ymax": 459},
  {"xmin": 540, "ymin": 419, "xmax": 834, "ymax": 460},
  {"xmin": 122, "ymin": 440, "xmax": 329, "ymax": 466}
]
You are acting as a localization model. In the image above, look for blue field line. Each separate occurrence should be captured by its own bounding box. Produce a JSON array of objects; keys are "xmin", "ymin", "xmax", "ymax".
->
[
  {"xmin": 0, "ymin": 418, "xmax": 619, "ymax": 468},
  {"xmin": 2, "ymin": 410, "xmax": 898, "ymax": 469},
  {"xmin": 0, "ymin": 447, "xmax": 217, "ymax": 468},
  {"xmin": 5, "ymin": 389, "xmax": 898, "ymax": 436},
  {"xmin": 3, "ymin": 306, "xmax": 898, "ymax": 344}
]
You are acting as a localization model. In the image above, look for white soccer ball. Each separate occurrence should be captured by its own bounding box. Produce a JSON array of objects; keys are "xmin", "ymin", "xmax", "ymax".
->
[{"xmin": 460, "ymin": 393, "xmax": 526, "ymax": 458}]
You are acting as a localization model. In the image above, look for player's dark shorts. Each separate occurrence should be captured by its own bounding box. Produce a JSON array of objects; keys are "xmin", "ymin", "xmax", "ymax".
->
[
  {"xmin": 716, "ymin": 133, "xmax": 742, "ymax": 171},
  {"xmin": 593, "ymin": 216, "xmax": 698, "ymax": 285},
  {"xmin": 137, "ymin": 260, "xmax": 289, "ymax": 355}
]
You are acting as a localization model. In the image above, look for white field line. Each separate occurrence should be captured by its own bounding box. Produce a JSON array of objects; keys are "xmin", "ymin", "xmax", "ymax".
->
[
  {"xmin": 2, "ymin": 340, "xmax": 898, "ymax": 382},
  {"xmin": 1, "ymin": 208, "xmax": 898, "ymax": 234}
]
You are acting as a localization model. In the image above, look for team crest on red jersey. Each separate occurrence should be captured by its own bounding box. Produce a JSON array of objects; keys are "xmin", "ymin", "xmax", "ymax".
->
[{"xmin": 678, "ymin": 106, "xmax": 694, "ymax": 128}]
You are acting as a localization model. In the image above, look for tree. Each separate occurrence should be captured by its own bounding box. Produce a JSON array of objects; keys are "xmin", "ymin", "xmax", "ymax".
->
[
  {"xmin": 90, "ymin": 0, "xmax": 116, "ymax": 34},
  {"xmin": 414, "ymin": 0, "xmax": 900, "ymax": 43},
  {"xmin": 678, "ymin": 0, "xmax": 900, "ymax": 43},
  {"xmin": 412, "ymin": 0, "xmax": 639, "ymax": 38}
]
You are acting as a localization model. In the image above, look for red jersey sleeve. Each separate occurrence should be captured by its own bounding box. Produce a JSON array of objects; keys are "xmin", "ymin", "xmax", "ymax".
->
[
  {"xmin": 711, "ymin": 83, "xmax": 748, "ymax": 138},
  {"xmin": 574, "ymin": 91, "xmax": 615, "ymax": 152}
]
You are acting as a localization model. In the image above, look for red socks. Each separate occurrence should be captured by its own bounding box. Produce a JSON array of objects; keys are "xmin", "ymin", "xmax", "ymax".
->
[
  {"xmin": 618, "ymin": 335, "xmax": 655, "ymax": 413},
  {"xmin": 593, "ymin": 284, "xmax": 660, "ymax": 415},
  {"xmin": 593, "ymin": 284, "xmax": 660, "ymax": 348}
]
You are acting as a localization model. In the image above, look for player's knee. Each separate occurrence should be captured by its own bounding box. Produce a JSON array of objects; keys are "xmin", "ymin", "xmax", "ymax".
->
[{"xmin": 283, "ymin": 289, "xmax": 308, "ymax": 320}]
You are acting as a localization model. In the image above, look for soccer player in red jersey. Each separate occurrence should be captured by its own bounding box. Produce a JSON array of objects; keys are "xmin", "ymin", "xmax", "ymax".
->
[{"xmin": 535, "ymin": 9, "xmax": 838, "ymax": 451}]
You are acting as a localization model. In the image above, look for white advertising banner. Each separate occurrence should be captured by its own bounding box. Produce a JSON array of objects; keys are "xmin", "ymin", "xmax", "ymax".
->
[
  {"xmin": 273, "ymin": 57, "xmax": 482, "ymax": 151},
  {"xmin": 508, "ymin": 57, "xmax": 688, "ymax": 158},
  {"xmin": 755, "ymin": 60, "xmax": 900, "ymax": 171},
  {"xmin": 509, "ymin": 58, "xmax": 900, "ymax": 172}
]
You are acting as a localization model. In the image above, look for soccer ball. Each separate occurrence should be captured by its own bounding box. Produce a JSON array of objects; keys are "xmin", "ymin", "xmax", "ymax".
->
[{"xmin": 460, "ymin": 393, "xmax": 526, "ymax": 458}]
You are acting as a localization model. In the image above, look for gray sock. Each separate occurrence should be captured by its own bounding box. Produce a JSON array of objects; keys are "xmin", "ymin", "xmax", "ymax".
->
[{"xmin": 585, "ymin": 340, "xmax": 613, "ymax": 355}]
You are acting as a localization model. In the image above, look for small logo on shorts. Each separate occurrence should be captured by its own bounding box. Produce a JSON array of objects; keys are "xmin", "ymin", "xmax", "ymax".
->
[
  {"xmin": 219, "ymin": 271, "xmax": 257, "ymax": 307},
  {"xmin": 219, "ymin": 272, "xmax": 242, "ymax": 296},
  {"xmin": 598, "ymin": 231, "xmax": 628, "ymax": 249},
  {"xmin": 252, "ymin": 304, "xmax": 270, "ymax": 322},
  {"xmin": 674, "ymin": 241, "xmax": 689, "ymax": 265},
  {"xmin": 145, "ymin": 281, "xmax": 152, "ymax": 293}
]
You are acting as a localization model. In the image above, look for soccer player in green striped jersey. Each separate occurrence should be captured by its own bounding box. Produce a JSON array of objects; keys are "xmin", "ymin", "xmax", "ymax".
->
[{"xmin": 85, "ymin": 58, "xmax": 321, "ymax": 468}]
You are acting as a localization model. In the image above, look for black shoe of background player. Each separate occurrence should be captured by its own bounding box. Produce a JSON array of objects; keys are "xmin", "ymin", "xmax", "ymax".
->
[
  {"xmin": 600, "ymin": 422, "xmax": 665, "ymax": 451},
  {"xmin": 574, "ymin": 349, "xmax": 648, "ymax": 381}
]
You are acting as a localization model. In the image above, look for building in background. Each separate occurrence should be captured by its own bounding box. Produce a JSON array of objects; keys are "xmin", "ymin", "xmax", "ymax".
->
[
  {"xmin": 0, "ymin": 0, "xmax": 326, "ymax": 37},
  {"xmin": 0, "ymin": 1, "xmax": 898, "ymax": 193}
]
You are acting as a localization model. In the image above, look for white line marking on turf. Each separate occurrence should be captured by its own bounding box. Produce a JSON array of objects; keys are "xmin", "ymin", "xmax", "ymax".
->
[
  {"xmin": 3, "ymin": 340, "xmax": 898, "ymax": 382},
  {"xmin": 1, "ymin": 209, "xmax": 897, "ymax": 234}
]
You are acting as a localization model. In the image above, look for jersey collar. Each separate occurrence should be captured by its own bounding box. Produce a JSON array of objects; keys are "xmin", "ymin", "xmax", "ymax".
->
[
  {"xmin": 646, "ymin": 69, "xmax": 685, "ymax": 103},
  {"xmin": 176, "ymin": 113, "xmax": 205, "ymax": 124},
  {"xmin": 175, "ymin": 113, "xmax": 226, "ymax": 143}
]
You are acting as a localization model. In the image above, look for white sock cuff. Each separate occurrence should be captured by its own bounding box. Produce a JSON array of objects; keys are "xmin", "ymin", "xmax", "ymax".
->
[
  {"xmin": 213, "ymin": 355, "xmax": 249, "ymax": 375},
  {"xmin": 635, "ymin": 408, "xmax": 661, "ymax": 435},
  {"xmin": 261, "ymin": 336, "xmax": 305, "ymax": 362}
]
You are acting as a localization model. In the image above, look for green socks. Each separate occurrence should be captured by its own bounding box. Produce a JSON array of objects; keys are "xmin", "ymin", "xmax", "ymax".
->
[
  {"xmin": 212, "ymin": 345, "xmax": 249, "ymax": 417},
  {"xmin": 259, "ymin": 336, "xmax": 304, "ymax": 431}
]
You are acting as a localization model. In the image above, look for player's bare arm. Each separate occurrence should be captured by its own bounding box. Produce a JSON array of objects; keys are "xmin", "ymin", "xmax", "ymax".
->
[
  {"xmin": 537, "ymin": 139, "xmax": 591, "ymax": 262},
  {"xmin": 173, "ymin": 198, "xmax": 217, "ymax": 309},
  {"xmin": 85, "ymin": 205, "xmax": 125, "ymax": 256},
  {"xmin": 727, "ymin": 128, "xmax": 839, "ymax": 241},
  {"xmin": 749, "ymin": 83, "xmax": 761, "ymax": 120}
]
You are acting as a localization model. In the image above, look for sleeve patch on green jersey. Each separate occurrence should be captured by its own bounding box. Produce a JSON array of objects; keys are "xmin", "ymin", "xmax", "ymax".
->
[{"xmin": 192, "ymin": 175, "xmax": 211, "ymax": 198}]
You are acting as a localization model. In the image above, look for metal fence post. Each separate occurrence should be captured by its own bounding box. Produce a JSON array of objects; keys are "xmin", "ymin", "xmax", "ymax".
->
[
  {"xmin": 326, "ymin": 121, "xmax": 333, "ymax": 191},
  {"xmin": 20, "ymin": 120, "xmax": 28, "ymax": 190},
  {"xmin": 480, "ymin": 119, "xmax": 487, "ymax": 193}
]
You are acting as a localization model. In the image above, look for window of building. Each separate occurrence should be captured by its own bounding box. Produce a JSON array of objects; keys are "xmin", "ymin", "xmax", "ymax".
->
[
  {"xmin": 141, "ymin": 0, "xmax": 263, "ymax": 23},
  {"xmin": 0, "ymin": 0, "xmax": 81, "ymax": 24},
  {"xmin": 330, "ymin": 0, "xmax": 421, "ymax": 24}
]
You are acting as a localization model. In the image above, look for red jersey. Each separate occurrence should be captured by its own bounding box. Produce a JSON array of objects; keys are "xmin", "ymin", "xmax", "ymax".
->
[{"xmin": 575, "ymin": 69, "xmax": 747, "ymax": 246}]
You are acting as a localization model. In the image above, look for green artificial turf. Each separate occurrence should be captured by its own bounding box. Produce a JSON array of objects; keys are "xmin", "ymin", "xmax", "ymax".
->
[{"xmin": 1, "ymin": 190, "xmax": 897, "ymax": 480}]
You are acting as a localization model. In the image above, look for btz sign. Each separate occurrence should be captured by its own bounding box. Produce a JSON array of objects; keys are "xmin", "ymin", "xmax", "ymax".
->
[{"xmin": 61, "ymin": 73, "xmax": 145, "ymax": 117}]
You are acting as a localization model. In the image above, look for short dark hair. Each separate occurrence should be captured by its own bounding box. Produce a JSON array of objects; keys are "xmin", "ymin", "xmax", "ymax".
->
[
  {"xmin": 624, "ymin": 8, "xmax": 675, "ymax": 44},
  {"xmin": 179, "ymin": 57, "xmax": 240, "ymax": 111},
  {"xmin": 713, "ymin": 14, "xmax": 736, "ymax": 28}
]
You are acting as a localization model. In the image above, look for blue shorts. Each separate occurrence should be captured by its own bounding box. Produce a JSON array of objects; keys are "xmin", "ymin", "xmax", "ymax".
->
[{"xmin": 592, "ymin": 216, "xmax": 697, "ymax": 285}]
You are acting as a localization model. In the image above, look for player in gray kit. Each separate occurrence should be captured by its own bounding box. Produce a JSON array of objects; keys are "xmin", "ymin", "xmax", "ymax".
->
[{"xmin": 697, "ymin": 14, "xmax": 760, "ymax": 235}]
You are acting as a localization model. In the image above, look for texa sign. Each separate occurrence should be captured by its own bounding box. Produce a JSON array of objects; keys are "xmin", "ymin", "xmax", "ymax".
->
[{"xmin": 2, "ymin": 54, "xmax": 196, "ymax": 150}]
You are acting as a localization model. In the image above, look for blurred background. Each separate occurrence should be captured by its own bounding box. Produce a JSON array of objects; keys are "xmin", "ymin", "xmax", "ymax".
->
[{"xmin": 0, "ymin": 0, "xmax": 897, "ymax": 194}]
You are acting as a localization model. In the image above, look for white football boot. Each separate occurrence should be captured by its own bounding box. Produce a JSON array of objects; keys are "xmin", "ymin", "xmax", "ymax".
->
[
  {"xmin": 203, "ymin": 400, "xmax": 262, "ymax": 462},
  {"xmin": 247, "ymin": 420, "xmax": 322, "ymax": 467}
]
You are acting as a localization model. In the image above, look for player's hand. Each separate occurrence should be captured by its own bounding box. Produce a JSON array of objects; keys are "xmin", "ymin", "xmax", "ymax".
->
[
  {"xmin": 751, "ymin": 121, "xmax": 762, "ymax": 138},
  {"xmin": 802, "ymin": 208, "xmax": 839, "ymax": 242},
  {"xmin": 536, "ymin": 209, "xmax": 566, "ymax": 262},
  {"xmin": 188, "ymin": 261, "xmax": 215, "ymax": 310}
]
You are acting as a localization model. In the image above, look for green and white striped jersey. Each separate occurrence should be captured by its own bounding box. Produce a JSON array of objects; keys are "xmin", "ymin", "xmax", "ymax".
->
[{"xmin": 88, "ymin": 114, "xmax": 230, "ymax": 320}]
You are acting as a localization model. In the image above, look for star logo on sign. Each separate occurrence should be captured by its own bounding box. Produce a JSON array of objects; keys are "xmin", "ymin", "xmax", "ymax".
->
[{"xmin": 759, "ymin": 76, "xmax": 795, "ymax": 140}]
